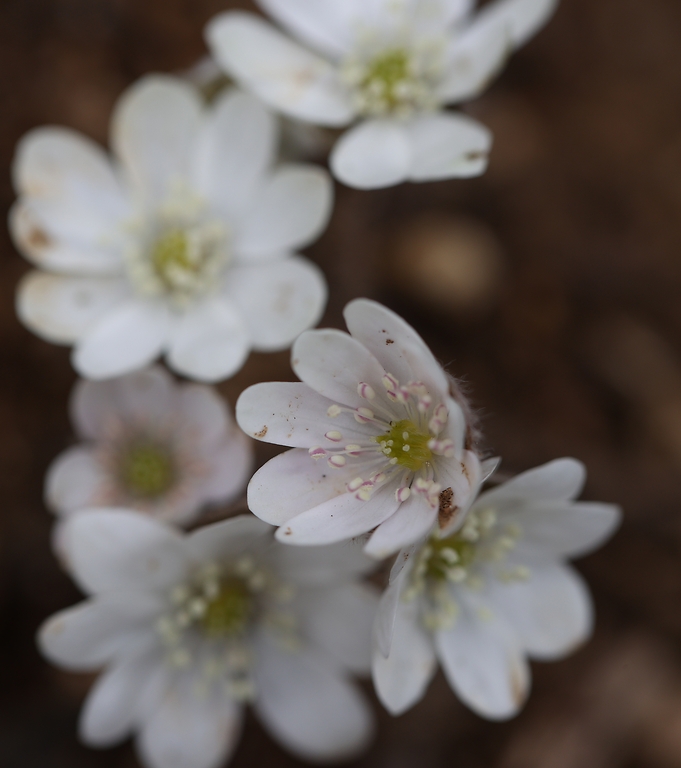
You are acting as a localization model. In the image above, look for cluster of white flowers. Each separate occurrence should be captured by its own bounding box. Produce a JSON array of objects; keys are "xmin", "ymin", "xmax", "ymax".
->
[{"xmin": 9, "ymin": 1, "xmax": 625, "ymax": 767}]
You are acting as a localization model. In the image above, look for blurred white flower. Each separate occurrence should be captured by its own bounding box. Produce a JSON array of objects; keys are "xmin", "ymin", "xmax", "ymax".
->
[
  {"xmin": 237, "ymin": 298, "xmax": 482, "ymax": 558},
  {"xmin": 39, "ymin": 510, "xmax": 377, "ymax": 768},
  {"xmin": 372, "ymin": 459, "xmax": 620, "ymax": 719},
  {"xmin": 46, "ymin": 367, "xmax": 252, "ymax": 544},
  {"xmin": 13, "ymin": 76, "xmax": 332, "ymax": 382},
  {"xmin": 206, "ymin": 0, "xmax": 558, "ymax": 189}
]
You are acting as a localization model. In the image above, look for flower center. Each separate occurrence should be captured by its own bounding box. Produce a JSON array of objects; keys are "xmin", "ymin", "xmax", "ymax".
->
[
  {"xmin": 202, "ymin": 578, "xmax": 253, "ymax": 638},
  {"xmin": 376, "ymin": 419, "xmax": 433, "ymax": 472},
  {"xmin": 124, "ymin": 188, "xmax": 229, "ymax": 308},
  {"xmin": 119, "ymin": 442, "xmax": 175, "ymax": 498},
  {"xmin": 341, "ymin": 40, "xmax": 444, "ymax": 117}
]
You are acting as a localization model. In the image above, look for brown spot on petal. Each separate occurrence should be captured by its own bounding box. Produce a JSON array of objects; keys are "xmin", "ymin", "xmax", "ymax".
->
[
  {"xmin": 510, "ymin": 660, "xmax": 528, "ymax": 707},
  {"xmin": 254, "ymin": 426, "xmax": 268, "ymax": 439},
  {"xmin": 386, "ymin": 338, "xmax": 394, "ymax": 345},
  {"xmin": 438, "ymin": 487, "xmax": 458, "ymax": 529},
  {"xmin": 27, "ymin": 226, "xmax": 52, "ymax": 252},
  {"xmin": 465, "ymin": 150, "xmax": 487, "ymax": 162}
]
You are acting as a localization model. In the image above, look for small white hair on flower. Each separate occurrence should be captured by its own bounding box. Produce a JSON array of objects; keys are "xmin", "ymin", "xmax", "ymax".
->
[
  {"xmin": 206, "ymin": 0, "xmax": 558, "ymax": 189},
  {"xmin": 372, "ymin": 459, "xmax": 620, "ymax": 720},
  {"xmin": 236, "ymin": 298, "xmax": 483, "ymax": 558},
  {"xmin": 39, "ymin": 510, "xmax": 377, "ymax": 767},
  {"xmin": 45, "ymin": 366, "xmax": 253, "ymax": 549},
  {"xmin": 12, "ymin": 76, "xmax": 332, "ymax": 382}
]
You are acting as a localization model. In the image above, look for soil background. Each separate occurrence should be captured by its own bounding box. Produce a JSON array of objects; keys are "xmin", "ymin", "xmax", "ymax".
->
[{"xmin": 2, "ymin": 1, "xmax": 681, "ymax": 766}]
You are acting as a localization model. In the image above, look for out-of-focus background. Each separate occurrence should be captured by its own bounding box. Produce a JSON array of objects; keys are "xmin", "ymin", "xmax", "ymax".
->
[{"xmin": 2, "ymin": 0, "xmax": 681, "ymax": 766}]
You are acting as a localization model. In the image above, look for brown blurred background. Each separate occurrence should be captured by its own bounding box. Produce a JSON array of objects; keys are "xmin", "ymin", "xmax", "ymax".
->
[{"xmin": 2, "ymin": 0, "xmax": 681, "ymax": 766}]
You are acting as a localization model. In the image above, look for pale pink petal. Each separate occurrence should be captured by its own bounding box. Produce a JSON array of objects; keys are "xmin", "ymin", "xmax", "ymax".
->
[
  {"xmin": 275, "ymin": 481, "xmax": 400, "ymax": 546},
  {"xmin": 200, "ymin": 430, "xmax": 254, "ymax": 503},
  {"xmin": 365, "ymin": 493, "xmax": 438, "ymax": 559},
  {"xmin": 45, "ymin": 446, "xmax": 107, "ymax": 515}
]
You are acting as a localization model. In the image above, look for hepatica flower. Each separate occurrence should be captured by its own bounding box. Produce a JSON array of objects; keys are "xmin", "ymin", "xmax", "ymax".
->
[
  {"xmin": 12, "ymin": 76, "xmax": 331, "ymax": 382},
  {"xmin": 237, "ymin": 299, "xmax": 482, "ymax": 558},
  {"xmin": 39, "ymin": 511, "xmax": 376, "ymax": 768},
  {"xmin": 372, "ymin": 459, "xmax": 620, "ymax": 719},
  {"xmin": 46, "ymin": 367, "xmax": 252, "ymax": 536},
  {"xmin": 207, "ymin": 0, "xmax": 558, "ymax": 189}
]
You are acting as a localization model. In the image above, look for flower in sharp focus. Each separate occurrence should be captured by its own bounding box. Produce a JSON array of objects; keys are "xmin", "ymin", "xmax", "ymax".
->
[
  {"xmin": 237, "ymin": 298, "xmax": 484, "ymax": 558},
  {"xmin": 46, "ymin": 367, "xmax": 253, "ymax": 545},
  {"xmin": 206, "ymin": 0, "xmax": 558, "ymax": 189},
  {"xmin": 372, "ymin": 459, "xmax": 621, "ymax": 719},
  {"xmin": 12, "ymin": 76, "xmax": 332, "ymax": 382},
  {"xmin": 39, "ymin": 511, "xmax": 377, "ymax": 768}
]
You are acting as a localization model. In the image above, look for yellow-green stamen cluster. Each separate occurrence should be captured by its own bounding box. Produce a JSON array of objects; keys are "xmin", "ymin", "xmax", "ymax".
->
[
  {"xmin": 120, "ymin": 442, "xmax": 175, "ymax": 498},
  {"xmin": 151, "ymin": 228, "xmax": 196, "ymax": 288},
  {"xmin": 202, "ymin": 578, "xmax": 253, "ymax": 638},
  {"xmin": 376, "ymin": 419, "xmax": 433, "ymax": 472}
]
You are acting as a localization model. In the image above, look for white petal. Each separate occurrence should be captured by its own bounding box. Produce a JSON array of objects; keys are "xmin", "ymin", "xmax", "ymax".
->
[
  {"xmin": 486, "ymin": 564, "xmax": 593, "ymax": 660},
  {"xmin": 372, "ymin": 588, "xmax": 436, "ymax": 715},
  {"xmin": 167, "ymin": 298, "xmax": 250, "ymax": 383},
  {"xmin": 275, "ymin": 482, "xmax": 401, "ymax": 546},
  {"xmin": 70, "ymin": 366, "xmax": 175, "ymax": 440},
  {"xmin": 63, "ymin": 509, "xmax": 189, "ymax": 594},
  {"xmin": 206, "ymin": 12, "xmax": 354, "ymax": 127},
  {"xmin": 343, "ymin": 298, "xmax": 449, "ymax": 398},
  {"xmin": 439, "ymin": 20, "xmax": 511, "ymax": 103},
  {"xmin": 45, "ymin": 446, "xmax": 107, "ymax": 515},
  {"xmin": 256, "ymin": 0, "xmax": 357, "ymax": 58},
  {"xmin": 16, "ymin": 271, "xmax": 129, "ymax": 345},
  {"xmin": 301, "ymin": 583, "xmax": 379, "ymax": 674},
  {"xmin": 187, "ymin": 514, "xmax": 273, "ymax": 564},
  {"xmin": 508, "ymin": 501, "xmax": 621, "ymax": 560},
  {"xmin": 111, "ymin": 75, "xmax": 203, "ymax": 204},
  {"xmin": 224, "ymin": 258, "xmax": 327, "ymax": 352},
  {"xmin": 365, "ymin": 493, "xmax": 438, "ymax": 559},
  {"xmin": 373, "ymin": 568, "xmax": 408, "ymax": 658},
  {"xmin": 192, "ymin": 89, "xmax": 278, "ymax": 223},
  {"xmin": 200, "ymin": 430, "xmax": 254, "ymax": 503},
  {"xmin": 9, "ymin": 201, "xmax": 123, "ymax": 276},
  {"xmin": 138, "ymin": 678, "xmax": 242, "ymax": 768},
  {"xmin": 12, "ymin": 126, "xmax": 129, "ymax": 231},
  {"xmin": 408, "ymin": 112, "xmax": 492, "ymax": 181},
  {"xmin": 79, "ymin": 649, "xmax": 157, "ymax": 747},
  {"xmin": 248, "ymin": 448, "xmax": 362, "ymax": 526},
  {"xmin": 481, "ymin": 458, "xmax": 587, "ymax": 504},
  {"xmin": 273, "ymin": 537, "xmax": 376, "ymax": 584},
  {"xmin": 237, "ymin": 382, "xmax": 371, "ymax": 447},
  {"xmin": 73, "ymin": 300, "xmax": 171, "ymax": 380},
  {"xmin": 436, "ymin": 449, "xmax": 484, "ymax": 535},
  {"xmin": 472, "ymin": 0, "xmax": 558, "ymax": 49},
  {"xmin": 330, "ymin": 120, "xmax": 411, "ymax": 190},
  {"xmin": 235, "ymin": 165, "xmax": 333, "ymax": 258},
  {"xmin": 254, "ymin": 634, "xmax": 374, "ymax": 762},
  {"xmin": 435, "ymin": 591, "xmax": 530, "ymax": 719},
  {"xmin": 38, "ymin": 595, "xmax": 160, "ymax": 671},
  {"xmin": 292, "ymin": 328, "xmax": 387, "ymax": 409}
]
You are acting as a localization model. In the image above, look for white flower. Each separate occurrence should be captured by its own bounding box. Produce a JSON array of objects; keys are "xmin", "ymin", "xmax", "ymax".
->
[
  {"xmin": 206, "ymin": 0, "xmax": 558, "ymax": 189},
  {"xmin": 13, "ymin": 76, "xmax": 332, "ymax": 382},
  {"xmin": 372, "ymin": 459, "xmax": 620, "ymax": 719},
  {"xmin": 237, "ymin": 298, "xmax": 483, "ymax": 558},
  {"xmin": 39, "ymin": 510, "xmax": 377, "ymax": 768},
  {"xmin": 46, "ymin": 366, "xmax": 253, "ymax": 542}
]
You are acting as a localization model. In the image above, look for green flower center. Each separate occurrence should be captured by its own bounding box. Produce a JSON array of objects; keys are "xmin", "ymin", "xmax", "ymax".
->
[
  {"xmin": 202, "ymin": 578, "xmax": 253, "ymax": 638},
  {"xmin": 120, "ymin": 443, "xmax": 175, "ymax": 498},
  {"xmin": 376, "ymin": 419, "xmax": 433, "ymax": 472},
  {"xmin": 424, "ymin": 534, "xmax": 477, "ymax": 582},
  {"xmin": 151, "ymin": 228, "xmax": 197, "ymax": 287},
  {"xmin": 362, "ymin": 49, "xmax": 411, "ymax": 107}
]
